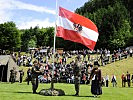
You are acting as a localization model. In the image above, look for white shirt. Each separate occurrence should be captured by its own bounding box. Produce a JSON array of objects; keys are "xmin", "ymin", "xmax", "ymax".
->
[
  {"xmin": 105, "ymin": 75, "xmax": 109, "ymax": 81},
  {"xmin": 92, "ymin": 75, "xmax": 96, "ymax": 80},
  {"xmin": 130, "ymin": 49, "xmax": 133, "ymax": 53}
]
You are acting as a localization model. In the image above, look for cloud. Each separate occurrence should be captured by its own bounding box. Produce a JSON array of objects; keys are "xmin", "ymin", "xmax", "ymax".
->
[
  {"xmin": 0, "ymin": 0, "xmax": 56, "ymax": 28},
  {"xmin": 0, "ymin": 0, "xmax": 55, "ymax": 15},
  {"xmin": 0, "ymin": 0, "xmax": 12, "ymax": 23},
  {"xmin": 11, "ymin": 0, "xmax": 56, "ymax": 15},
  {"xmin": 0, "ymin": 10, "xmax": 12, "ymax": 23},
  {"xmin": 18, "ymin": 18, "xmax": 55, "ymax": 29}
]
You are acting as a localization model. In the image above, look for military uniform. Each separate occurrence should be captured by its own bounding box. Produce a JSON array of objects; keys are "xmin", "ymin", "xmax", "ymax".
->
[
  {"xmin": 73, "ymin": 61, "xmax": 81, "ymax": 96},
  {"xmin": 10, "ymin": 68, "xmax": 17, "ymax": 84},
  {"xmin": 19, "ymin": 70, "xmax": 24, "ymax": 83},
  {"xmin": 27, "ymin": 68, "xmax": 32, "ymax": 85},
  {"xmin": 31, "ymin": 65, "xmax": 41, "ymax": 94}
]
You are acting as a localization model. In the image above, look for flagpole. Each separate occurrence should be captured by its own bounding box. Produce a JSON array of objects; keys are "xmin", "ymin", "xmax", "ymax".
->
[{"xmin": 51, "ymin": 0, "xmax": 58, "ymax": 90}]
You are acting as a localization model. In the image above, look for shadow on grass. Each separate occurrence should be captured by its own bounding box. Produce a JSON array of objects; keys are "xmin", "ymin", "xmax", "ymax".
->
[
  {"xmin": 0, "ymin": 90, "xmax": 100, "ymax": 98},
  {"xmin": 13, "ymin": 91, "xmax": 32, "ymax": 94},
  {"xmin": 0, "ymin": 91, "xmax": 32, "ymax": 94},
  {"xmin": 64, "ymin": 95, "xmax": 96, "ymax": 98},
  {"xmin": 38, "ymin": 94, "xmax": 98, "ymax": 98}
]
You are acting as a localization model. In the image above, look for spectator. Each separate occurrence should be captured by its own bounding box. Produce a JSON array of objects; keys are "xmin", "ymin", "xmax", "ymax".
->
[
  {"xmin": 10, "ymin": 67, "xmax": 17, "ymax": 84},
  {"xmin": 47, "ymin": 74, "xmax": 51, "ymax": 83},
  {"xmin": 105, "ymin": 74, "xmax": 109, "ymax": 87},
  {"xmin": 19, "ymin": 69, "xmax": 24, "ymax": 83},
  {"xmin": 121, "ymin": 73, "xmax": 126, "ymax": 87},
  {"xmin": 131, "ymin": 73, "xmax": 133, "ymax": 86},
  {"xmin": 107, "ymin": 50, "xmax": 110, "ymax": 63},
  {"xmin": 126, "ymin": 71, "xmax": 131, "ymax": 87},
  {"xmin": 94, "ymin": 60, "xmax": 100, "ymax": 67},
  {"xmin": 111, "ymin": 74, "xmax": 117, "ymax": 87},
  {"xmin": 81, "ymin": 73, "xmax": 86, "ymax": 84},
  {"xmin": 101, "ymin": 77, "xmax": 105, "ymax": 86},
  {"xmin": 27, "ymin": 68, "xmax": 32, "ymax": 85},
  {"xmin": 129, "ymin": 49, "xmax": 133, "ymax": 57}
]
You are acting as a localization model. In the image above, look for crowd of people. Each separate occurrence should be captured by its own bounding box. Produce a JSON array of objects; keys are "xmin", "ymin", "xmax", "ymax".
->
[
  {"xmin": 8, "ymin": 47, "xmax": 133, "ymax": 96},
  {"xmin": 98, "ymin": 71, "xmax": 133, "ymax": 88},
  {"xmin": 10, "ymin": 47, "xmax": 133, "ymax": 68},
  {"xmin": 9, "ymin": 47, "xmax": 133, "ymax": 85},
  {"xmin": 121, "ymin": 71, "xmax": 133, "ymax": 87}
]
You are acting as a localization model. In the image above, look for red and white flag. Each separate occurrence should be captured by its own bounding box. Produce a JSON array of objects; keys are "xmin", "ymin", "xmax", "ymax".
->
[{"xmin": 56, "ymin": 7, "xmax": 99, "ymax": 50}]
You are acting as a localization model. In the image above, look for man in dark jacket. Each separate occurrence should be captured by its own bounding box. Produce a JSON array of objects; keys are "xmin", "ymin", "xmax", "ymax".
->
[
  {"xmin": 126, "ymin": 71, "xmax": 131, "ymax": 87},
  {"xmin": 31, "ymin": 61, "xmax": 42, "ymax": 94},
  {"xmin": 19, "ymin": 69, "xmax": 24, "ymax": 83},
  {"xmin": 27, "ymin": 68, "xmax": 32, "ymax": 85},
  {"xmin": 10, "ymin": 67, "xmax": 17, "ymax": 84}
]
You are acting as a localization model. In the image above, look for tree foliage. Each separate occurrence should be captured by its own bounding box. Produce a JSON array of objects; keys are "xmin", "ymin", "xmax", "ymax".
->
[
  {"xmin": 75, "ymin": 0, "xmax": 132, "ymax": 50},
  {"xmin": 0, "ymin": 22, "xmax": 21, "ymax": 51},
  {"xmin": 21, "ymin": 26, "xmax": 54, "ymax": 51}
]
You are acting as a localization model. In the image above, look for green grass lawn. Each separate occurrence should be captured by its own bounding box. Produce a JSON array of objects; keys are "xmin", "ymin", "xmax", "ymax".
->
[{"xmin": 0, "ymin": 82, "xmax": 133, "ymax": 100}]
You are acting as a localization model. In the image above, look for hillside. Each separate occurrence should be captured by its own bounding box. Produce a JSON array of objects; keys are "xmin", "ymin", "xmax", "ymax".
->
[{"xmin": 101, "ymin": 57, "xmax": 133, "ymax": 86}]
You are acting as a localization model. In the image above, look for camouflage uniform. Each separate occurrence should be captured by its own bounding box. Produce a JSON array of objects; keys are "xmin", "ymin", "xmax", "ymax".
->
[
  {"xmin": 10, "ymin": 68, "xmax": 17, "ymax": 84},
  {"xmin": 73, "ymin": 61, "xmax": 81, "ymax": 96},
  {"xmin": 31, "ymin": 65, "xmax": 41, "ymax": 93}
]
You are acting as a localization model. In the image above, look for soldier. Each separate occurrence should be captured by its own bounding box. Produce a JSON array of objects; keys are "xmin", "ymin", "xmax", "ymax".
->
[
  {"xmin": 27, "ymin": 68, "xmax": 32, "ymax": 85},
  {"xmin": 31, "ymin": 60, "xmax": 42, "ymax": 94},
  {"xmin": 10, "ymin": 67, "xmax": 17, "ymax": 84},
  {"xmin": 19, "ymin": 69, "xmax": 24, "ymax": 83},
  {"xmin": 73, "ymin": 58, "xmax": 81, "ymax": 96}
]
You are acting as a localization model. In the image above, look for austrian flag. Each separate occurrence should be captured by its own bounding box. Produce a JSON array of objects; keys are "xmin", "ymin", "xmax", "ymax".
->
[{"xmin": 56, "ymin": 7, "xmax": 99, "ymax": 50}]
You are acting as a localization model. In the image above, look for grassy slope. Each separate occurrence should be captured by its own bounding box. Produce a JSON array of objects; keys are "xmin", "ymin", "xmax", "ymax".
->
[{"xmin": 101, "ymin": 57, "xmax": 133, "ymax": 87}]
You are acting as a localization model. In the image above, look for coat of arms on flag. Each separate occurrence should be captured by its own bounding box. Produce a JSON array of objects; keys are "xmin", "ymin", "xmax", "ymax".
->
[{"xmin": 73, "ymin": 23, "xmax": 82, "ymax": 33}]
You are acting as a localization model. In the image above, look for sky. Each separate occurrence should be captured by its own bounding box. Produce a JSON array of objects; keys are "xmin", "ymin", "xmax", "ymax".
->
[{"xmin": 0, "ymin": 0, "xmax": 89, "ymax": 29}]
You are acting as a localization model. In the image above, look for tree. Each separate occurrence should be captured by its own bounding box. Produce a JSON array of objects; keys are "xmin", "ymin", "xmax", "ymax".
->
[
  {"xmin": 21, "ymin": 29, "xmax": 33, "ymax": 51},
  {"xmin": 0, "ymin": 22, "xmax": 21, "ymax": 51},
  {"xmin": 28, "ymin": 39, "xmax": 37, "ymax": 48},
  {"xmin": 75, "ymin": 0, "xmax": 132, "ymax": 50},
  {"xmin": 20, "ymin": 26, "xmax": 55, "ymax": 51}
]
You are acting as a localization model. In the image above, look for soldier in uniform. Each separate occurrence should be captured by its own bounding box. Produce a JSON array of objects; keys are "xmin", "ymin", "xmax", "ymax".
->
[
  {"xmin": 31, "ymin": 60, "xmax": 42, "ymax": 94},
  {"xmin": 73, "ymin": 58, "xmax": 81, "ymax": 96},
  {"xmin": 19, "ymin": 69, "xmax": 24, "ymax": 83},
  {"xmin": 27, "ymin": 68, "xmax": 32, "ymax": 85},
  {"xmin": 10, "ymin": 67, "xmax": 17, "ymax": 84}
]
